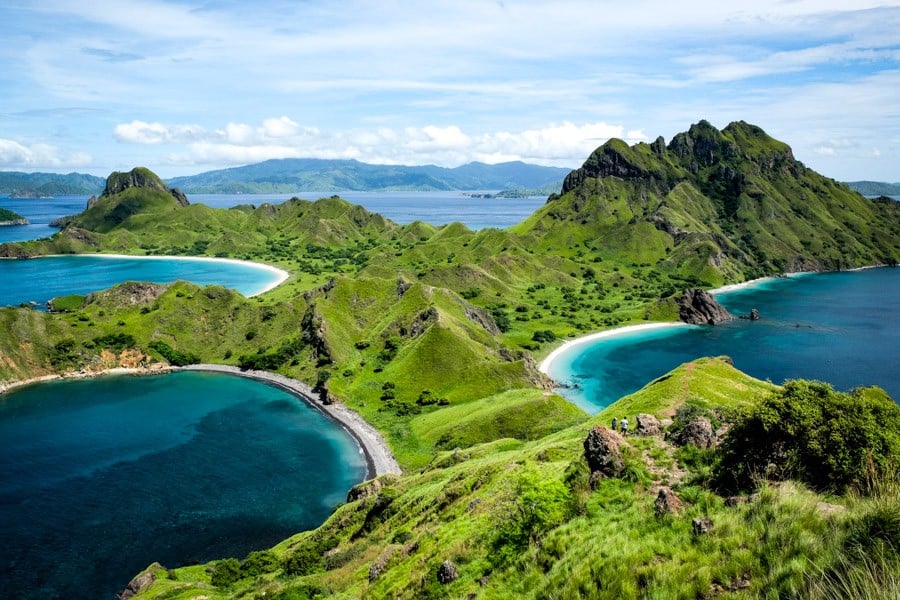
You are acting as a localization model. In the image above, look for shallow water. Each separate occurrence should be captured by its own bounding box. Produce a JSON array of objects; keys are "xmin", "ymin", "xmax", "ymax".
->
[
  {"xmin": 0, "ymin": 371, "xmax": 366, "ymax": 599},
  {"xmin": 0, "ymin": 255, "xmax": 282, "ymax": 307},
  {"xmin": 546, "ymin": 268, "xmax": 900, "ymax": 413}
]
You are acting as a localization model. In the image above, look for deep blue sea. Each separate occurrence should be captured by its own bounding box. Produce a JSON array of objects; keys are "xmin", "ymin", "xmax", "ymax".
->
[
  {"xmin": 0, "ymin": 255, "xmax": 283, "ymax": 307},
  {"xmin": 0, "ymin": 371, "xmax": 366, "ymax": 599},
  {"xmin": 546, "ymin": 268, "xmax": 900, "ymax": 413}
]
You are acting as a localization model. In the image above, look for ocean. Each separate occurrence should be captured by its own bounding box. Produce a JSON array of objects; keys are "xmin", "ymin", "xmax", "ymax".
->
[
  {"xmin": 545, "ymin": 268, "xmax": 900, "ymax": 413},
  {"xmin": 0, "ymin": 371, "xmax": 366, "ymax": 599}
]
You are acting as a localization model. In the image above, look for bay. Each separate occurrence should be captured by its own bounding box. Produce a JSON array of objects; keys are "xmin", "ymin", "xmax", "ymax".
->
[
  {"xmin": 0, "ymin": 255, "xmax": 284, "ymax": 307},
  {"xmin": 0, "ymin": 371, "xmax": 367, "ymax": 600},
  {"xmin": 546, "ymin": 268, "xmax": 900, "ymax": 413}
]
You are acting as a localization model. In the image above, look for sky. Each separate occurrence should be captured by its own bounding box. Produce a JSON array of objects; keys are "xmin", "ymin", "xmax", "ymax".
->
[{"xmin": 1, "ymin": 0, "xmax": 899, "ymax": 181}]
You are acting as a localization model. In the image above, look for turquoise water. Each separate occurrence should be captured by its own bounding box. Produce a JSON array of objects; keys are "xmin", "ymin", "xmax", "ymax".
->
[
  {"xmin": 547, "ymin": 268, "xmax": 900, "ymax": 413},
  {"xmin": 0, "ymin": 371, "xmax": 366, "ymax": 599},
  {"xmin": 0, "ymin": 255, "xmax": 282, "ymax": 307}
]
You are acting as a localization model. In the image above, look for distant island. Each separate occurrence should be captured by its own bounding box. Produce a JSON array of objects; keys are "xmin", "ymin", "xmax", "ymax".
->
[
  {"xmin": 844, "ymin": 180, "xmax": 900, "ymax": 196},
  {"xmin": 0, "ymin": 207, "xmax": 28, "ymax": 226}
]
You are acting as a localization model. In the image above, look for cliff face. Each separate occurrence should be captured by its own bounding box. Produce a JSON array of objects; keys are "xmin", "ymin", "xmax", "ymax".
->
[
  {"xmin": 102, "ymin": 167, "xmax": 189, "ymax": 207},
  {"xmin": 524, "ymin": 120, "xmax": 900, "ymax": 283}
]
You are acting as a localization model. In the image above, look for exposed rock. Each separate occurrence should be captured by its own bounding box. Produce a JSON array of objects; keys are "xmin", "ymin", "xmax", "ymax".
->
[
  {"xmin": 86, "ymin": 195, "xmax": 99, "ymax": 210},
  {"xmin": 410, "ymin": 307, "xmax": 439, "ymax": 337},
  {"xmin": 118, "ymin": 566, "xmax": 157, "ymax": 599},
  {"xmin": 583, "ymin": 426, "xmax": 625, "ymax": 480},
  {"xmin": 84, "ymin": 282, "xmax": 168, "ymax": 307},
  {"xmin": 739, "ymin": 308, "xmax": 761, "ymax": 320},
  {"xmin": 49, "ymin": 214, "xmax": 77, "ymax": 228},
  {"xmin": 635, "ymin": 413, "xmax": 661, "ymax": 436},
  {"xmin": 396, "ymin": 278, "xmax": 412, "ymax": 297},
  {"xmin": 725, "ymin": 495, "xmax": 751, "ymax": 507},
  {"xmin": 102, "ymin": 167, "xmax": 190, "ymax": 208},
  {"xmin": 692, "ymin": 517, "xmax": 714, "ymax": 535},
  {"xmin": 347, "ymin": 475, "xmax": 400, "ymax": 502},
  {"xmin": 672, "ymin": 417, "xmax": 715, "ymax": 449},
  {"xmin": 369, "ymin": 546, "xmax": 396, "ymax": 582},
  {"xmin": 816, "ymin": 502, "xmax": 847, "ymax": 517},
  {"xmin": 464, "ymin": 305, "xmax": 501, "ymax": 335},
  {"xmin": 654, "ymin": 486, "xmax": 684, "ymax": 517},
  {"xmin": 437, "ymin": 560, "xmax": 459, "ymax": 584},
  {"xmin": 678, "ymin": 289, "xmax": 732, "ymax": 325}
]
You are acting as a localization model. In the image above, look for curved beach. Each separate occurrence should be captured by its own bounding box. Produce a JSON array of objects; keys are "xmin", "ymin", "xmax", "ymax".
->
[
  {"xmin": 180, "ymin": 364, "xmax": 402, "ymax": 479},
  {"xmin": 42, "ymin": 253, "xmax": 291, "ymax": 297}
]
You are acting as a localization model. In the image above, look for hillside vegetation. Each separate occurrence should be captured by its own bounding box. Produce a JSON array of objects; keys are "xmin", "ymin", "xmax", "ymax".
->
[{"xmin": 1, "ymin": 121, "xmax": 899, "ymax": 598}]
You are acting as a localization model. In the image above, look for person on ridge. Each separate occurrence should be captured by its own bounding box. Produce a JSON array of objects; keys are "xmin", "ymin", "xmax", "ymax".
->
[
  {"xmin": 611, "ymin": 417, "xmax": 617, "ymax": 431},
  {"xmin": 620, "ymin": 416, "xmax": 628, "ymax": 435}
]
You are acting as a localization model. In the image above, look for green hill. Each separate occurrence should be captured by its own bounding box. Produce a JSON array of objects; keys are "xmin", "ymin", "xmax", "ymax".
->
[
  {"xmin": 844, "ymin": 180, "xmax": 900, "ymax": 196},
  {"xmin": 2, "ymin": 121, "xmax": 899, "ymax": 599}
]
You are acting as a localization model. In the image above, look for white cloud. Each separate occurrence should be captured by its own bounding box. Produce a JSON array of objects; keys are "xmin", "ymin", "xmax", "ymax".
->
[
  {"xmin": 0, "ymin": 138, "xmax": 92, "ymax": 169},
  {"xmin": 115, "ymin": 117, "xmax": 643, "ymax": 168}
]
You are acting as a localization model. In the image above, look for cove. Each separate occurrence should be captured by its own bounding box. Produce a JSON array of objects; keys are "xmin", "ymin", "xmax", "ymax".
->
[
  {"xmin": 0, "ymin": 254, "xmax": 287, "ymax": 307},
  {"xmin": 0, "ymin": 371, "xmax": 367, "ymax": 600},
  {"xmin": 545, "ymin": 268, "xmax": 900, "ymax": 413}
]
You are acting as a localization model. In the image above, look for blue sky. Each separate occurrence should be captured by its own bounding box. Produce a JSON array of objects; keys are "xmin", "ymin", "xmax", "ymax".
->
[{"xmin": 1, "ymin": 0, "xmax": 899, "ymax": 181}]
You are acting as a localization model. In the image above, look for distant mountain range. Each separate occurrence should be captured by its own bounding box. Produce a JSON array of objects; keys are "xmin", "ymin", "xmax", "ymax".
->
[
  {"xmin": 844, "ymin": 180, "xmax": 900, "ymax": 196},
  {"xmin": 165, "ymin": 159, "xmax": 570, "ymax": 193},
  {"xmin": 0, "ymin": 172, "xmax": 106, "ymax": 197},
  {"xmin": 1, "ymin": 160, "xmax": 896, "ymax": 197}
]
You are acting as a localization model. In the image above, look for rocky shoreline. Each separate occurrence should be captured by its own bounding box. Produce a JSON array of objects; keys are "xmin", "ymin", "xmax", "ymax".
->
[
  {"xmin": 178, "ymin": 364, "xmax": 401, "ymax": 478},
  {"xmin": 0, "ymin": 362, "xmax": 401, "ymax": 479}
]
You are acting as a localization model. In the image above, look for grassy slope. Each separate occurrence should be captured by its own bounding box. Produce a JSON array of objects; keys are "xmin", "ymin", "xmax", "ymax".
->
[{"xmin": 130, "ymin": 358, "xmax": 888, "ymax": 599}]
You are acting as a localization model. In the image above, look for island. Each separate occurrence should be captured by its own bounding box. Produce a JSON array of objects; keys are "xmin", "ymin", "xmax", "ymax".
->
[
  {"xmin": 1, "ymin": 121, "xmax": 899, "ymax": 600},
  {"xmin": 0, "ymin": 207, "xmax": 28, "ymax": 226}
]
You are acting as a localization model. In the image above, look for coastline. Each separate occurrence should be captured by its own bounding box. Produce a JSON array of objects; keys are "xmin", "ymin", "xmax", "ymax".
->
[
  {"xmin": 538, "ymin": 322, "xmax": 690, "ymax": 376},
  {"xmin": 0, "ymin": 362, "xmax": 401, "ymax": 480},
  {"xmin": 2, "ymin": 253, "xmax": 290, "ymax": 297},
  {"xmin": 537, "ymin": 271, "xmax": 799, "ymax": 378},
  {"xmin": 0, "ymin": 365, "xmax": 173, "ymax": 395},
  {"xmin": 179, "ymin": 364, "xmax": 402, "ymax": 479}
]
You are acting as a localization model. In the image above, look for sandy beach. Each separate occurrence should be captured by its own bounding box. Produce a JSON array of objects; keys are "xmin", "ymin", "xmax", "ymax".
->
[
  {"xmin": 180, "ymin": 364, "xmax": 402, "ymax": 479},
  {"xmin": 538, "ymin": 322, "xmax": 689, "ymax": 375},
  {"xmin": 18, "ymin": 253, "xmax": 290, "ymax": 297}
]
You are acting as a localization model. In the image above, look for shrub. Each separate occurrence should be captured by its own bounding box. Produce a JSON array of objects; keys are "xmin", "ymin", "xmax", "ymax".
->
[
  {"xmin": 531, "ymin": 329, "xmax": 556, "ymax": 343},
  {"xmin": 148, "ymin": 340, "xmax": 200, "ymax": 367},
  {"xmin": 714, "ymin": 380, "xmax": 900, "ymax": 494},
  {"xmin": 210, "ymin": 558, "xmax": 242, "ymax": 587}
]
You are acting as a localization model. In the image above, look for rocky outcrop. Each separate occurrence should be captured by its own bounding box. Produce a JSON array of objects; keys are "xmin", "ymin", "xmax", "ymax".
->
[
  {"xmin": 84, "ymin": 282, "xmax": 168, "ymax": 307},
  {"xmin": 118, "ymin": 566, "xmax": 157, "ymax": 599},
  {"xmin": 678, "ymin": 289, "xmax": 732, "ymax": 325},
  {"xmin": 437, "ymin": 560, "xmax": 460, "ymax": 584},
  {"xmin": 739, "ymin": 308, "xmax": 760, "ymax": 320},
  {"xmin": 654, "ymin": 487, "xmax": 683, "ymax": 516},
  {"xmin": 635, "ymin": 413, "xmax": 661, "ymax": 436},
  {"xmin": 464, "ymin": 305, "xmax": 501, "ymax": 335},
  {"xmin": 347, "ymin": 474, "xmax": 400, "ymax": 502},
  {"xmin": 672, "ymin": 417, "xmax": 716, "ymax": 448},
  {"xmin": 692, "ymin": 517, "xmax": 714, "ymax": 535},
  {"xmin": 101, "ymin": 167, "xmax": 189, "ymax": 207},
  {"xmin": 583, "ymin": 426, "xmax": 625, "ymax": 480}
]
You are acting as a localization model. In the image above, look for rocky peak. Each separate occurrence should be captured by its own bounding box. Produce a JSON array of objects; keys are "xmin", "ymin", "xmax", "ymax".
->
[
  {"xmin": 678, "ymin": 289, "xmax": 732, "ymax": 325},
  {"xmin": 101, "ymin": 167, "xmax": 189, "ymax": 207},
  {"xmin": 562, "ymin": 139, "xmax": 658, "ymax": 194},
  {"xmin": 668, "ymin": 120, "xmax": 739, "ymax": 170}
]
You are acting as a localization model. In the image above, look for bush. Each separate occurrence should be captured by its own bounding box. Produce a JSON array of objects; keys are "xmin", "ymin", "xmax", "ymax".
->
[
  {"xmin": 714, "ymin": 380, "xmax": 900, "ymax": 494},
  {"xmin": 210, "ymin": 558, "xmax": 242, "ymax": 587},
  {"xmin": 531, "ymin": 329, "xmax": 556, "ymax": 343},
  {"xmin": 148, "ymin": 340, "xmax": 200, "ymax": 367}
]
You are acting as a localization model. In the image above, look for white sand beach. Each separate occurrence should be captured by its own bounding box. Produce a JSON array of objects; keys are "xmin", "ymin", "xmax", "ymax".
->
[
  {"xmin": 37, "ymin": 253, "xmax": 290, "ymax": 296},
  {"xmin": 181, "ymin": 364, "xmax": 402, "ymax": 479},
  {"xmin": 538, "ymin": 322, "xmax": 689, "ymax": 376}
]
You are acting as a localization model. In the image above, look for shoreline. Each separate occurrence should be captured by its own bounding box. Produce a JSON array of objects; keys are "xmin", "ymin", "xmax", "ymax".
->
[
  {"xmin": 0, "ymin": 253, "xmax": 290, "ymax": 297},
  {"xmin": 179, "ymin": 364, "xmax": 401, "ymax": 479},
  {"xmin": 538, "ymin": 322, "xmax": 690, "ymax": 376},
  {"xmin": 537, "ymin": 271, "xmax": 808, "ymax": 377},
  {"xmin": 0, "ymin": 363, "xmax": 401, "ymax": 480},
  {"xmin": 0, "ymin": 365, "xmax": 173, "ymax": 395}
]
